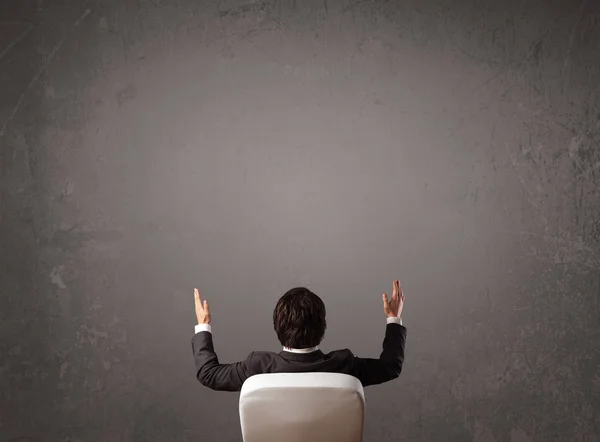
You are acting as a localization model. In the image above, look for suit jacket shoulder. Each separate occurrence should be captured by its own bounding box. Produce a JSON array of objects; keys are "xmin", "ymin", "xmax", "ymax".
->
[{"xmin": 246, "ymin": 350, "xmax": 279, "ymax": 375}]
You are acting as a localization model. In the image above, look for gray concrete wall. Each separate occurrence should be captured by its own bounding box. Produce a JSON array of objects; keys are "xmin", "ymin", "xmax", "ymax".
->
[{"xmin": 1, "ymin": 0, "xmax": 599, "ymax": 441}]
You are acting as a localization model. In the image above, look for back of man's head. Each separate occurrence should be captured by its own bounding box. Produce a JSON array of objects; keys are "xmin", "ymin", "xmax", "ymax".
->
[{"xmin": 273, "ymin": 287, "xmax": 327, "ymax": 349}]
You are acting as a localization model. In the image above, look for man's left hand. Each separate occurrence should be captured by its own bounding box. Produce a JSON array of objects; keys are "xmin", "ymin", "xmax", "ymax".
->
[{"xmin": 194, "ymin": 288, "xmax": 211, "ymax": 324}]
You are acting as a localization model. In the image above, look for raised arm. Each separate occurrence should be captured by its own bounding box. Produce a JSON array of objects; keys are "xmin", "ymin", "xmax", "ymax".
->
[
  {"xmin": 351, "ymin": 280, "xmax": 407, "ymax": 387},
  {"xmin": 191, "ymin": 288, "xmax": 253, "ymax": 392}
]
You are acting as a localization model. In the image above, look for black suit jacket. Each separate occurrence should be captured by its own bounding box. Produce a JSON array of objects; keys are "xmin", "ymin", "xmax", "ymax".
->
[{"xmin": 191, "ymin": 323, "xmax": 407, "ymax": 391}]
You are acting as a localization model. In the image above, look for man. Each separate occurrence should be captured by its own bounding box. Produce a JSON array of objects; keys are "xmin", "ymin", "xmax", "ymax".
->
[{"xmin": 192, "ymin": 280, "xmax": 406, "ymax": 391}]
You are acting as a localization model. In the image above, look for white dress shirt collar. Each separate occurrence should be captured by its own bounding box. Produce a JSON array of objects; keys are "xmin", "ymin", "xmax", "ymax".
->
[{"xmin": 282, "ymin": 346, "xmax": 319, "ymax": 353}]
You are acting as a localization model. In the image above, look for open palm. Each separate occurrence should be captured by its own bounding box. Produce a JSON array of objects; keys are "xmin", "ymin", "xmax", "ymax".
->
[
  {"xmin": 194, "ymin": 288, "xmax": 211, "ymax": 324},
  {"xmin": 383, "ymin": 280, "xmax": 405, "ymax": 318}
]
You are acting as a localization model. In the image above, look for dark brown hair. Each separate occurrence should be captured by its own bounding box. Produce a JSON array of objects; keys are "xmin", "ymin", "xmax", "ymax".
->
[{"xmin": 273, "ymin": 287, "xmax": 327, "ymax": 349}]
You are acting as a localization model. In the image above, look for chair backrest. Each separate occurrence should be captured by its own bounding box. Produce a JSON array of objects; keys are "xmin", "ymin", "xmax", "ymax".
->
[{"xmin": 239, "ymin": 372, "xmax": 365, "ymax": 442}]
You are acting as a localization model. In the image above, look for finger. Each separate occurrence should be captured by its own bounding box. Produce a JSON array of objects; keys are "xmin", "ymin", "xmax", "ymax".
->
[
  {"xmin": 194, "ymin": 289, "xmax": 202, "ymax": 310},
  {"xmin": 397, "ymin": 280, "xmax": 404, "ymax": 298},
  {"xmin": 392, "ymin": 280, "xmax": 398, "ymax": 297},
  {"xmin": 204, "ymin": 299, "xmax": 210, "ymax": 313},
  {"xmin": 382, "ymin": 293, "xmax": 390, "ymax": 311}
]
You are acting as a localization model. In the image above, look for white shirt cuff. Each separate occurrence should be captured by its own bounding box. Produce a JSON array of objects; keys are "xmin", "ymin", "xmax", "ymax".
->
[
  {"xmin": 195, "ymin": 323, "xmax": 212, "ymax": 334},
  {"xmin": 387, "ymin": 317, "xmax": 402, "ymax": 326}
]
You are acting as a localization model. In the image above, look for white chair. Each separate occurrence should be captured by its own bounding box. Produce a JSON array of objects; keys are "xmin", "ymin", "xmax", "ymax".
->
[{"xmin": 239, "ymin": 373, "xmax": 365, "ymax": 442}]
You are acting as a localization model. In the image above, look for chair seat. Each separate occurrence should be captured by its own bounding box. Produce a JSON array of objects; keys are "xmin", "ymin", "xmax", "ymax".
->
[{"xmin": 239, "ymin": 373, "xmax": 365, "ymax": 442}]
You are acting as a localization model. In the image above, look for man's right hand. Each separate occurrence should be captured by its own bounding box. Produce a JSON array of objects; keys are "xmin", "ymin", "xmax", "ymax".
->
[{"xmin": 382, "ymin": 280, "xmax": 405, "ymax": 318}]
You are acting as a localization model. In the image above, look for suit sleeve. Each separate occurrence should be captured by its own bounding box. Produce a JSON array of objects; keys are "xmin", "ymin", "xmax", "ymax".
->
[
  {"xmin": 351, "ymin": 323, "xmax": 406, "ymax": 387},
  {"xmin": 191, "ymin": 331, "xmax": 254, "ymax": 392}
]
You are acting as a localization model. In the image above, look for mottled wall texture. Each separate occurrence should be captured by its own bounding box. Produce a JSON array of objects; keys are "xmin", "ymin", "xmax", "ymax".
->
[{"xmin": 1, "ymin": 0, "xmax": 599, "ymax": 441}]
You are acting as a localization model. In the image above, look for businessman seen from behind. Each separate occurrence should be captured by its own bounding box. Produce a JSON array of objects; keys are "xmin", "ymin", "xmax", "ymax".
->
[{"xmin": 192, "ymin": 280, "xmax": 407, "ymax": 391}]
